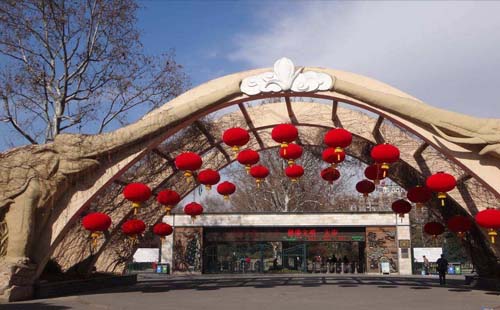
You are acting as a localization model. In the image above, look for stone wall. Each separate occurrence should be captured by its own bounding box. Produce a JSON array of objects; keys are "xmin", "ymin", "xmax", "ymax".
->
[
  {"xmin": 365, "ymin": 226, "xmax": 399, "ymax": 273},
  {"xmin": 172, "ymin": 227, "xmax": 203, "ymax": 273}
]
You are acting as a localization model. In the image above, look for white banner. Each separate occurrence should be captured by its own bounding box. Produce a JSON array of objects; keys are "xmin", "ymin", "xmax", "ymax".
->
[
  {"xmin": 413, "ymin": 247, "xmax": 442, "ymax": 263},
  {"xmin": 133, "ymin": 248, "xmax": 159, "ymax": 263}
]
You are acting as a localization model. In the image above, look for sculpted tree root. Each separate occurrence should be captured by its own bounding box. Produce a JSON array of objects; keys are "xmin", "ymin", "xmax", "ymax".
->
[{"xmin": 0, "ymin": 65, "xmax": 499, "ymax": 301}]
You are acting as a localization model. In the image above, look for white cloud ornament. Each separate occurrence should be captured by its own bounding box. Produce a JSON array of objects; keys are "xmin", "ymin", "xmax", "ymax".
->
[{"xmin": 240, "ymin": 57, "xmax": 334, "ymax": 95}]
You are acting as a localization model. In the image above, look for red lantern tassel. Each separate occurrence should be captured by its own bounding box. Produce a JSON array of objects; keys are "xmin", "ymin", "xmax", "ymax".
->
[
  {"xmin": 281, "ymin": 143, "xmax": 288, "ymax": 156},
  {"xmin": 256, "ymin": 179, "xmax": 262, "ymax": 188},
  {"xmin": 132, "ymin": 202, "xmax": 140, "ymax": 215},
  {"xmin": 91, "ymin": 232, "xmax": 101, "ymax": 250},
  {"xmin": 184, "ymin": 171, "xmax": 193, "ymax": 183},
  {"xmin": 488, "ymin": 229, "xmax": 497, "ymax": 244},
  {"xmin": 232, "ymin": 146, "xmax": 239, "ymax": 159},
  {"xmin": 438, "ymin": 192, "xmax": 446, "ymax": 207},
  {"xmin": 335, "ymin": 147, "xmax": 343, "ymax": 161},
  {"xmin": 164, "ymin": 206, "xmax": 172, "ymax": 216}
]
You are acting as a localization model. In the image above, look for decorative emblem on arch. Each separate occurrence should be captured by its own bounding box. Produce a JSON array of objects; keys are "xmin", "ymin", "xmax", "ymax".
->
[{"xmin": 240, "ymin": 57, "xmax": 334, "ymax": 95}]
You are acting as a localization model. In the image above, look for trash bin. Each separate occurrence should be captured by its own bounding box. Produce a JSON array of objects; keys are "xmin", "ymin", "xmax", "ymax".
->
[
  {"xmin": 446, "ymin": 262, "xmax": 462, "ymax": 275},
  {"xmin": 156, "ymin": 263, "xmax": 170, "ymax": 274}
]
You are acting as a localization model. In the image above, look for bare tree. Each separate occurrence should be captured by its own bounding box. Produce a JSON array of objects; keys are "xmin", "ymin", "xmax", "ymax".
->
[
  {"xmin": 199, "ymin": 146, "xmax": 373, "ymax": 213},
  {"xmin": 0, "ymin": 0, "xmax": 189, "ymax": 146}
]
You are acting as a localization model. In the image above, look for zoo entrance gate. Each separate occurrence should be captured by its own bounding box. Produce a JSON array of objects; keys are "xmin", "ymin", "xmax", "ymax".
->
[{"xmin": 160, "ymin": 212, "xmax": 412, "ymax": 275}]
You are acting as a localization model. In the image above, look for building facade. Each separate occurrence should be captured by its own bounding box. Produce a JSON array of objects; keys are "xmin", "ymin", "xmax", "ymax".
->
[{"xmin": 161, "ymin": 212, "xmax": 412, "ymax": 275}]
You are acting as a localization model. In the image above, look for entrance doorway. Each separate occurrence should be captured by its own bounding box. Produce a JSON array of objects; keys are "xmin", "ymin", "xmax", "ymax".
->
[
  {"xmin": 203, "ymin": 242, "xmax": 276, "ymax": 273},
  {"xmin": 282, "ymin": 241, "xmax": 365, "ymax": 273},
  {"xmin": 202, "ymin": 227, "xmax": 366, "ymax": 274}
]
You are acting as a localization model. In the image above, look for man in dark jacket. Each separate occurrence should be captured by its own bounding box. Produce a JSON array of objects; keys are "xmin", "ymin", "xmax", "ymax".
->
[{"xmin": 436, "ymin": 254, "xmax": 449, "ymax": 285}]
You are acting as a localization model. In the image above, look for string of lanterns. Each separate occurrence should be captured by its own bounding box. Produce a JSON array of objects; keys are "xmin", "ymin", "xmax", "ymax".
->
[{"xmin": 81, "ymin": 123, "xmax": 500, "ymax": 248}]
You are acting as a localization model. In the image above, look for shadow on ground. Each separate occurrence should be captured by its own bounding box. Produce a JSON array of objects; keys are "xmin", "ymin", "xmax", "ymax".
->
[
  {"xmin": 50, "ymin": 275, "xmax": 491, "ymax": 298},
  {"xmin": 1, "ymin": 303, "xmax": 70, "ymax": 309}
]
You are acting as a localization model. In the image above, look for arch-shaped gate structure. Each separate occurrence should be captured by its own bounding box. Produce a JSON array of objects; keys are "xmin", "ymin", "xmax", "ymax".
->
[{"xmin": 1, "ymin": 58, "xmax": 499, "ymax": 301}]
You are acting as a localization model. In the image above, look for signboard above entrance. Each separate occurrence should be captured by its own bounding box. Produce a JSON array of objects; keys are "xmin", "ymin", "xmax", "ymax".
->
[{"xmin": 204, "ymin": 227, "xmax": 365, "ymax": 242}]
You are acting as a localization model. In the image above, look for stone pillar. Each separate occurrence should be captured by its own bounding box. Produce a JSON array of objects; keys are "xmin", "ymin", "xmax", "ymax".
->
[
  {"xmin": 160, "ymin": 215, "xmax": 174, "ymax": 266},
  {"xmin": 396, "ymin": 216, "xmax": 412, "ymax": 275}
]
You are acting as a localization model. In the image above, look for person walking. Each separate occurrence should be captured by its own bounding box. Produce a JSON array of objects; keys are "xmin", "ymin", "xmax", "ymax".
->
[
  {"xmin": 423, "ymin": 255, "xmax": 430, "ymax": 275},
  {"xmin": 343, "ymin": 255, "xmax": 350, "ymax": 273},
  {"xmin": 331, "ymin": 255, "xmax": 338, "ymax": 273},
  {"xmin": 436, "ymin": 254, "xmax": 449, "ymax": 285}
]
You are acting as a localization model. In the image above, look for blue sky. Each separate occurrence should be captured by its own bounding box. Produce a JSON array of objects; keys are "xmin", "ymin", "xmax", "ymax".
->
[
  {"xmin": 2, "ymin": 1, "xmax": 500, "ymax": 150},
  {"xmin": 137, "ymin": 0, "xmax": 258, "ymax": 86},
  {"xmin": 137, "ymin": 0, "xmax": 500, "ymax": 118}
]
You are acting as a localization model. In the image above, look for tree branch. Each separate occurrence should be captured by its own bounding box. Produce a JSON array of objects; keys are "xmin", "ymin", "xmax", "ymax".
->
[{"xmin": 1, "ymin": 95, "xmax": 38, "ymax": 144}]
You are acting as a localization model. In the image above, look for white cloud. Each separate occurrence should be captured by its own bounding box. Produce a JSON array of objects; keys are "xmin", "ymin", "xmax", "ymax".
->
[{"xmin": 229, "ymin": 1, "xmax": 500, "ymax": 117}]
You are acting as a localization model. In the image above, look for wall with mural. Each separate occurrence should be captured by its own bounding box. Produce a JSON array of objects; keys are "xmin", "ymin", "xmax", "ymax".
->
[
  {"xmin": 366, "ymin": 226, "xmax": 398, "ymax": 273},
  {"xmin": 173, "ymin": 227, "xmax": 203, "ymax": 273}
]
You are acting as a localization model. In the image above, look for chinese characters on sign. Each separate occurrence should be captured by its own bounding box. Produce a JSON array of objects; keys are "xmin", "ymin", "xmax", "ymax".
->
[
  {"xmin": 204, "ymin": 227, "xmax": 365, "ymax": 242},
  {"xmin": 286, "ymin": 228, "xmax": 342, "ymax": 241}
]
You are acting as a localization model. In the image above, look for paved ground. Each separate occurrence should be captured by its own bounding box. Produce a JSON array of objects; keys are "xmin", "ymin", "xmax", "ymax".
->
[{"xmin": 3, "ymin": 274, "xmax": 500, "ymax": 310}]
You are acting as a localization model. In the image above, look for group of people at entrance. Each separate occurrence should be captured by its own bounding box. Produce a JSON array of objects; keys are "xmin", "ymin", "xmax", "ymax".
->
[
  {"xmin": 423, "ymin": 254, "xmax": 449, "ymax": 285},
  {"xmin": 311, "ymin": 255, "xmax": 362, "ymax": 273}
]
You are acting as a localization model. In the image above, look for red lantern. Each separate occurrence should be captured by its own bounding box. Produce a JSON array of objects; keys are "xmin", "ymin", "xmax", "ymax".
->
[
  {"xmin": 406, "ymin": 186, "xmax": 432, "ymax": 209},
  {"xmin": 424, "ymin": 222, "xmax": 445, "ymax": 238},
  {"xmin": 157, "ymin": 189, "xmax": 181, "ymax": 215},
  {"xmin": 222, "ymin": 127, "xmax": 250, "ymax": 153},
  {"xmin": 237, "ymin": 149, "xmax": 260, "ymax": 173},
  {"xmin": 356, "ymin": 180, "xmax": 375, "ymax": 198},
  {"xmin": 447, "ymin": 216, "xmax": 472, "ymax": 239},
  {"xmin": 391, "ymin": 199, "xmax": 412, "ymax": 221},
  {"xmin": 426, "ymin": 172, "xmax": 456, "ymax": 207},
  {"xmin": 364, "ymin": 164, "xmax": 386, "ymax": 185},
  {"xmin": 320, "ymin": 167, "xmax": 340, "ymax": 184},
  {"xmin": 324, "ymin": 128, "xmax": 352, "ymax": 161},
  {"xmin": 322, "ymin": 148, "xmax": 346, "ymax": 167},
  {"xmin": 82, "ymin": 212, "xmax": 112, "ymax": 248},
  {"xmin": 370, "ymin": 143, "xmax": 400, "ymax": 178},
  {"xmin": 197, "ymin": 169, "xmax": 221, "ymax": 190},
  {"xmin": 285, "ymin": 164, "xmax": 304, "ymax": 182},
  {"xmin": 279, "ymin": 143, "xmax": 303, "ymax": 166},
  {"xmin": 184, "ymin": 202, "xmax": 203, "ymax": 220},
  {"xmin": 250, "ymin": 165, "xmax": 269, "ymax": 188},
  {"xmin": 175, "ymin": 152, "xmax": 203, "ymax": 182},
  {"xmin": 123, "ymin": 183, "xmax": 151, "ymax": 215},
  {"xmin": 217, "ymin": 181, "xmax": 236, "ymax": 200},
  {"xmin": 272, "ymin": 124, "xmax": 298, "ymax": 155},
  {"xmin": 122, "ymin": 219, "xmax": 146, "ymax": 240},
  {"xmin": 152, "ymin": 223, "xmax": 173, "ymax": 240},
  {"xmin": 475, "ymin": 208, "xmax": 500, "ymax": 244}
]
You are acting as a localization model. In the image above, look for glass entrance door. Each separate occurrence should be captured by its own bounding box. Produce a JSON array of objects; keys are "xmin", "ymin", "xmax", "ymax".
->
[
  {"xmin": 202, "ymin": 242, "xmax": 276, "ymax": 273},
  {"xmin": 282, "ymin": 243, "xmax": 307, "ymax": 272}
]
